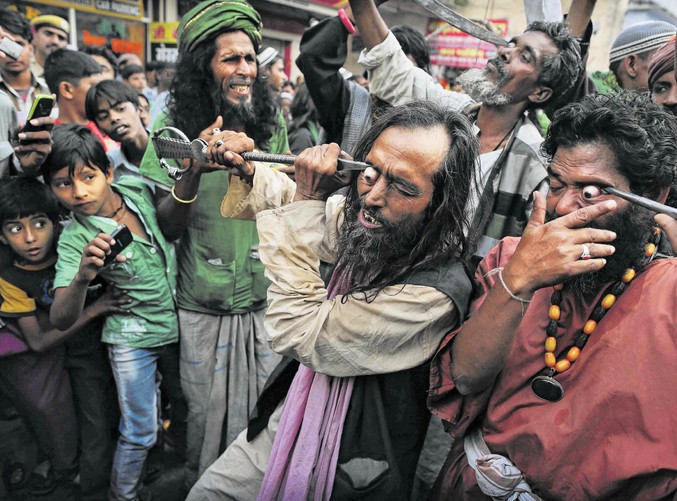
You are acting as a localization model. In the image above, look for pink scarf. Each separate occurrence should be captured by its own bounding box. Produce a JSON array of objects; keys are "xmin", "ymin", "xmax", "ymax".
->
[{"xmin": 258, "ymin": 265, "xmax": 355, "ymax": 501}]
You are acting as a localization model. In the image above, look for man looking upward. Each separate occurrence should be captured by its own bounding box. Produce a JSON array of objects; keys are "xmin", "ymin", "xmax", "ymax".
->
[{"xmin": 349, "ymin": 0, "xmax": 582, "ymax": 264}]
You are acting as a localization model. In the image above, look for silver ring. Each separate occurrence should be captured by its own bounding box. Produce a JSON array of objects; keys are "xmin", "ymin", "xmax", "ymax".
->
[
  {"xmin": 212, "ymin": 127, "xmax": 221, "ymax": 136},
  {"xmin": 579, "ymin": 243, "xmax": 591, "ymax": 260},
  {"xmin": 215, "ymin": 139, "xmax": 224, "ymax": 148}
]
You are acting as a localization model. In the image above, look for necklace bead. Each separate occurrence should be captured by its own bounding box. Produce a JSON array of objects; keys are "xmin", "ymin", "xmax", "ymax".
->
[{"xmin": 532, "ymin": 227, "xmax": 661, "ymax": 402}]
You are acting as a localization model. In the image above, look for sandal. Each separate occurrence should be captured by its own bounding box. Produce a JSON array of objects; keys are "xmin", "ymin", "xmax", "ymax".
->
[
  {"xmin": 2, "ymin": 461, "xmax": 27, "ymax": 491},
  {"xmin": 26, "ymin": 470, "xmax": 56, "ymax": 496}
]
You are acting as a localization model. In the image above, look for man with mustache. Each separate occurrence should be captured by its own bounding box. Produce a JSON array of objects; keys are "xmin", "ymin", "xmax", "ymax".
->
[
  {"xmin": 349, "ymin": 0, "xmax": 582, "ymax": 266},
  {"xmin": 187, "ymin": 100, "xmax": 479, "ymax": 500},
  {"xmin": 138, "ymin": 0, "xmax": 289, "ymax": 491},
  {"xmin": 29, "ymin": 15, "xmax": 69, "ymax": 80},
  {"xmin": 428, "ymin": 92, "xmax": 677, "ymax": 499}
]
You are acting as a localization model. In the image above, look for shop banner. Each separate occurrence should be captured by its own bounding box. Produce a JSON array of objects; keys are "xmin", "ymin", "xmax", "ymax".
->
[
  {"xmin": 427, "ymin": 18, "xmax": 508, "ymax": 68},
  {"xmin": 30, "ymin": 0, "xmax": 144, "ymax": 21},
  {"xmin": 149, "ymin": 21, "xmax": 179, "ymax": 63}
]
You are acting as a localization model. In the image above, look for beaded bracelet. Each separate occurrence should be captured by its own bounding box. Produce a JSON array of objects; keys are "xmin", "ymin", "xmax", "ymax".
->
[
  {"xmin": 171, "ymin": 185, "xmax": 198, "ymax": 204},
  {"xmin": 338, "ymin": 9, "xmax": 356, "ymax": 35}
]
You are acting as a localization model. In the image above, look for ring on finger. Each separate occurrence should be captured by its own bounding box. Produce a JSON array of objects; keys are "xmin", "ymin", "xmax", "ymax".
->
[
  {"xmin": 212, "ymin": 127, "xmax": 221, "ymax": 136},
  {"xmin": 579, "ymin": 243, "xmax": 591, "ymax": 260},
  {"xmin": 215, "ymin": 139, "xmax": 224, "ymax": 148}
]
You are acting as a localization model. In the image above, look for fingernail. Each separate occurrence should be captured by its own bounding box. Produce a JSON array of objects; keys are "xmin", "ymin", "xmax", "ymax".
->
[
  {"xmin": 30, "ymin": 119, "xmax": 38, "ymax": 126},
  {"xmin": 110, "ymin": 239, "xmax": 116, "ymax": 245},
  {"xmin": 18, "ymin": 133, "xmax": 26, "ymax": 139}
]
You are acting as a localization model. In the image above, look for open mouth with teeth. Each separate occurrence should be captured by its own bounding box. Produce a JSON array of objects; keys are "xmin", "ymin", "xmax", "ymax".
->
[
  {"xmin": 229, "ymin": 82, "xmax": 251, "ymax": 97},
  {"xmin": 358, "ymin": 207, "xmax": 383, "ymax": 229},
  {"xmin": 113, "ymin": 125, "xmax": 129, "ymax": 137}
]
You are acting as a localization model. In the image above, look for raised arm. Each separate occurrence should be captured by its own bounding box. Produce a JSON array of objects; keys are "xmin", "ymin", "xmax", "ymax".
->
[{"xmin": 450, "ymin": 193, "xmax": 618, "ymax": 394}]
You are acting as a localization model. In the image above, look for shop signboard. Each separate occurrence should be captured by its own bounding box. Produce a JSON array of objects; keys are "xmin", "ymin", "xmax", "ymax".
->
[
  {"xmin": 149, "ymin": 22, "xmax": 179, "ymax": 63},
  {"xmin": 427, "ymin": 18, "xmax": 508, "ymax": 68},
  {"xmin": 30, "ymin": 0, "xmax": 144, "ymax": 21}
]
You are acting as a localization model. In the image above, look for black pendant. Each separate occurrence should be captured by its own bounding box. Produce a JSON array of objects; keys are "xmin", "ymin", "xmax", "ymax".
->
[{"xmin": 531, "ymin": 376, "xmax": 564, "ymax": 402}]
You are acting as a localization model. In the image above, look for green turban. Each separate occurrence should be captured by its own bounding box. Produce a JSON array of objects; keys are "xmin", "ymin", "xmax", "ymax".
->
[{"xmin": 177, "ymin": 0, "xmax": 263, "ymax": 53}]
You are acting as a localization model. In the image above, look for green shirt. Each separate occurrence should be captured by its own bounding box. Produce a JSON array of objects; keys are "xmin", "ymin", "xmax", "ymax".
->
[
  {"xmin": 140, "ymin": 111, "xmax": 289, "ymax": 315},
  {"xmin": 54, "ymin": 176, "xmax": 178, "ymax": 348}
]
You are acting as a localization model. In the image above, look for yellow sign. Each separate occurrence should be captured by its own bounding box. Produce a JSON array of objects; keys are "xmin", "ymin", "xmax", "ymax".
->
[
  {"xmin": 149, "ymin": 22, "xmax": 179, "ymax": 44},
  {"xmin": 29, "ymin": 0, "xmax": 144, "ymax": 21}
]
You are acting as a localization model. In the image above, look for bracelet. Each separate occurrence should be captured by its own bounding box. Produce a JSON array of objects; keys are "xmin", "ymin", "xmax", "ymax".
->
[
  {"xmin": 338, "ymin": 9, "xmax": 356, "ymax": 35},
  {"xmin": 171, "ymin": 185, "xmax": 198, "ymax": 204},
  {"xmin": 487, "ymin": 267, "xmax": 532, "ymax": 314}
]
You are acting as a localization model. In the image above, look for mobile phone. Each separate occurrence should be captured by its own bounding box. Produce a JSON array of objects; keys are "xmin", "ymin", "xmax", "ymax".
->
[
  {"xmin": 23, "ymin": 95, "xmax": 54, "ymax": 133},
  {"xmin": 103, "ymin": 225, "xmax": 133, "ymax": 267},
  {"xmin": 0, "ymin": 36, "xmax": 22, "ymax": 60}
]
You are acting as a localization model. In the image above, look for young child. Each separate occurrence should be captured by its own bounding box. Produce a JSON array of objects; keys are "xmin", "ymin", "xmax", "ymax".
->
[
  {"xmin": 46, "ymin": 123, "xmax": 178, "ymax": 501},
  {"xmin": 0, "ymin": 176, "xmax": 121, "ymax": 496}
]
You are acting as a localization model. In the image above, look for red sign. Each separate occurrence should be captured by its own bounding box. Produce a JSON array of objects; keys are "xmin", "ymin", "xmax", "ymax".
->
[{"xmin": 427, "ymin": 19, "xmax": 508, "ymax": 68}]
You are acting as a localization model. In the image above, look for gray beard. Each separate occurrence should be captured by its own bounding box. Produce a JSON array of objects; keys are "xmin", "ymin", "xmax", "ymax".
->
[
  {"xmin": 458, "ymin": 68, "xmax": 514, "ymax": 107},
  {"xmin": 212, "ymin": 86, "xmax": 256, "ymax": 129}
]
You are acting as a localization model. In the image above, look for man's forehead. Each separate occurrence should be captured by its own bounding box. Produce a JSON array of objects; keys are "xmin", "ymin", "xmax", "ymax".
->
[
  {"xmin": 515, "ymin": 30, "xmax": 558, "ymax": 61},
  {"xmin": 214, "ymin": 31, "xmax": 255, "ymax": 52}
]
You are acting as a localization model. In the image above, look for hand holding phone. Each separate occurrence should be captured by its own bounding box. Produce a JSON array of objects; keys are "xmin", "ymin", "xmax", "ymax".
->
[
  {"xmin": 0, "ymin": 36, "xmax": 22, "ymax": 60},
  {"xmin": 23, "ymin": 95, "xmax": 55, "ymax": 133},
  {"xmin": 103, "ymin": 225, "xmax": 134, "ymax": 267}
]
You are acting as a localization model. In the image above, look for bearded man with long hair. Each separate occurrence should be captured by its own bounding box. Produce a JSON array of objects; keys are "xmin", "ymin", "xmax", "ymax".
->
[
  {"xmin": 186, "ymin": 100, "xmax": 480, "ymax": 500},
  {"xmin": 138, "ymin": 0, "xmax": 289, "ymax": 492}
]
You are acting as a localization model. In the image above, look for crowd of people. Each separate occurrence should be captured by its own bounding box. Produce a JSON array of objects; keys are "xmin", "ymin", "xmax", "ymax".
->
[{"xmin": 0, "ymin": 0, "xmax": 676, "ymax": 499}]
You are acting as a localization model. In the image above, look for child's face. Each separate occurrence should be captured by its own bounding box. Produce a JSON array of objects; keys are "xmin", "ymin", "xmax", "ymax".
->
[
  {"xmin": 0, "ymin": 214, "xmax": 56, "ymax": 264},
  {"xmin": 94, "ymin": 99, "xmax": 146, "ymax": 143},
  {"xmin": 125, "ymin": 73, "xmax": 147, "ymax": 92},
  {"xmin": 49, "ymin": 162, "xmax": 115, "ymax": 217}
]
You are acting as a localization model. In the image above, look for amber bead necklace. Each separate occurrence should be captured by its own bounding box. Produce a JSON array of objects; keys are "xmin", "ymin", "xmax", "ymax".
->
[{"xmin": 531, "ymin": 227, "xmax": 662, "ymax": 402}]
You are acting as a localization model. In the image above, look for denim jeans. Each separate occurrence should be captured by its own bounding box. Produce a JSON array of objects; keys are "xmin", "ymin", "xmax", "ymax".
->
[{"xmin": 108, "ymin": 345, "xmax": 163, "ymax": 501}]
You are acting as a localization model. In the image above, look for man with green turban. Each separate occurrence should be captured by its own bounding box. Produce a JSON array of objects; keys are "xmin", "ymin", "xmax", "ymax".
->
[{"xmin": 138, "ymin": 0, "xmax": 289, "ymax": 492}]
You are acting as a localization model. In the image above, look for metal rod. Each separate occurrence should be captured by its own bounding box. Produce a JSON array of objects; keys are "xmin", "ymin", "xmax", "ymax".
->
[
  {"xmin": 601, "ymin": 186, "xmax": 677, "ymax": 219},
  {"xmin": 240, "ymin": 152, "xmax": 370, "ymax": 171}
]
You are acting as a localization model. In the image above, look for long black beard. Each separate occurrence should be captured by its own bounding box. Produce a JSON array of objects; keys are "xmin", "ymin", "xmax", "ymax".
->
[
  {"xmin": 548, "ymin": 204, "xmax": 656, "ymax": 295},
  {"xmin": 336, "ymin": 195, "xmax": 427, "ymax": 287},
  {"xmin": 212, "ymin": 84, "xmax": 257, "ymax": 130}
]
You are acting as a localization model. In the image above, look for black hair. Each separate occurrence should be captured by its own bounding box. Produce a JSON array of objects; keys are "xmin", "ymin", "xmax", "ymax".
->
[
  {"xmin": 0, "ymin": 8, "xmax": 31, "ymax": 42},
  {"xmin": 0, "ymin": 176, "xmax": 60, "ymax": 227},
  {"xmin": 288, "ymin": 83, "xmax": 318, "ymax": 133},
  {"xmin": 121, "ymin": 64, "xmax": 145, "ymax": 80},
  {"xmin": 282, "ymin": 79, "xmax": 295, "ymax": 90},
  {"xmin": 168, "ymin": 33, "xmax": 279, "ymax": 147},
  {"xmin": 42, "ymin": 123, "xmax": 111, "ymax": 184},
  {"xmin": 85, "ymin": 79, "xmax": 140, "ymax": 122},
  {"xmin": 44, "ymin": 50, "xmax": 102, "ymax": 99},
  {"xmin": 542, "ymin": 92, "xmax": 677, "ymax": 197},
  {"xmin": 392, "ymin": 25, "xmax": 430, "ymax": 74},
  {"xmin": 344, "ymin": 100, "xmax": 480, "ymax": 295},
  {"xmin": 137, "ymin": 92, "xmax": 150, "ymax": 106},
  {"xmin": 525, "ymin": 21, "xmax": 583, "ymax": 111},
  {"xmin": 82, "ymin": 45, "xmax": 119, "ymax": 77}
]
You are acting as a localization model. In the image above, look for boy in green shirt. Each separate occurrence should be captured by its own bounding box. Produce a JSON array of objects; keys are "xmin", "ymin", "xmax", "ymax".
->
[{"xmin": 45, "ymin": 123, "xmax": 178, "ymax": 501}]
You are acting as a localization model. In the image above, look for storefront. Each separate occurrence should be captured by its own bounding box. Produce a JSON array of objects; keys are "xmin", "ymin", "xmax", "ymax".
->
[{"xmin": 6, "ymin": 0, "xmax": 149, "ymax": 61}]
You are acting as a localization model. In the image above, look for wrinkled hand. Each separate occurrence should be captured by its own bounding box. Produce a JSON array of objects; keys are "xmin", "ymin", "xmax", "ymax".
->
[
  {"xmin": 13, "ymin": 117, "xmax": 55, "ymax": 175},
  {"xmin": 502, "ymin": 192, "xmax": 618, "ymax": 295},
  {"xmin": 655, "ymin": 214, "xmax": 677, "ymax": 251},
  {"xmin": 194, "ymin": 116, "xmax": 256, "ymax": 180},
  {"xmin": 88, "ymin": 285, "xmax": 133, "ymax": 317},
  {"xmin": 76, "ymin": 233, "xmax": 126, "ymax": 283},
  {"xmin": 293, "ymin": 143, "xmax": 352, "ymax": 201}
]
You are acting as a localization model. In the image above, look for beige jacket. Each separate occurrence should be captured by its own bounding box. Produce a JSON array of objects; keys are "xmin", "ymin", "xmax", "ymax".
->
[{"xmin": 220, "ymin": 165, "xmax": 458, "ymax": 377}]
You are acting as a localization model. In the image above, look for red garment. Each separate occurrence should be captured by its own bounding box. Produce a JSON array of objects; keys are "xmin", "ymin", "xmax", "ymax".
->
[
  {"xmin": 55, "ymin": 120, "xmax": 108, "ymax": 151},
  {"xmin": 429, "ymin": 237, "xmax": 677, "ymax": 500}
]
